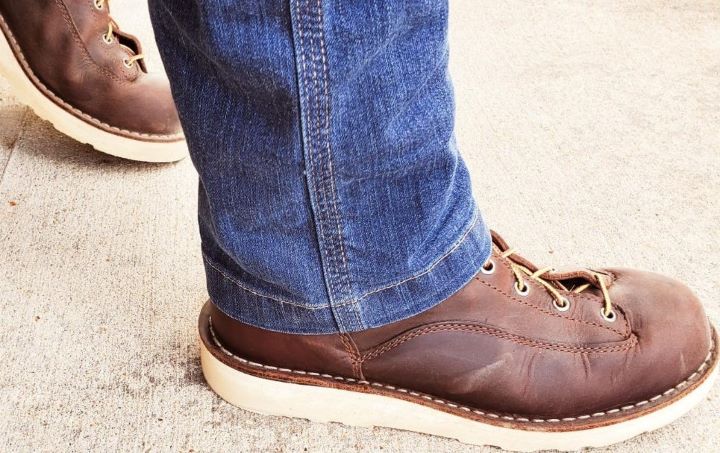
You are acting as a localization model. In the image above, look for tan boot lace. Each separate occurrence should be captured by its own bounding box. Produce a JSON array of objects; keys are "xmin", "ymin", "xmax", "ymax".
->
[
  {"xmin": 94, "ymin": 0, "xmax": 145, "ymax": 68},
  {"xmin": 483, "ymin": 231, "xmax": 616, "ymax": 321}
]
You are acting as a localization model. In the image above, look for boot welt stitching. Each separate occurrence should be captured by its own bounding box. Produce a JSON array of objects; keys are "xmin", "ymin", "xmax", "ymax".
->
[
  {"xmin": 208, "ymin": 317, "xmax": 715, "ymax": 424},
  {"xmin": 0, "ymin": 15, "xmax": 184, "ymax": 141}
]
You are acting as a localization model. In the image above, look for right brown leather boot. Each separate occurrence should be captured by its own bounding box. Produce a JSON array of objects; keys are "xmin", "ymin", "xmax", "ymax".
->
[
  {"xmin": 199, "ymin": 231, "xmax": 717, "ymax": 452},
  {"xmin": 0, "ymin": 0, "xmax": 187, "ymax": 162}
]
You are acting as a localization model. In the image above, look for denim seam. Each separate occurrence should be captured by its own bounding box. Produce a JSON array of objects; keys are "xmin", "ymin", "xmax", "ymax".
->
[
  {"xmin": 295, "ymin": 0, "xmax": 334, "ymax": 312},
  {"xmin": 204, "ymin": 252, "xmax": 366, "ymax": 310},
  {"xmin": 314, "ymin": 0, "xmax": 362, "ymax": 326},
  {"xmin": 355, "ymin": 209, "xmax": 483, "ymax": 302},
  {"xmin": 293, "ymin": 0, "xmax": 330, "ymax": 311},
  {"xmin": 293, "ymin": 0, "xmax": 362, "ymax": 330}
]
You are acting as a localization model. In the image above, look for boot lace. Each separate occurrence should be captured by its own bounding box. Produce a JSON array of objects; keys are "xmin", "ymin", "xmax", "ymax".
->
[
  {"xmin": 483, "ymin": 231, "xmax": 616, "ymax": 321},
  {"xmin": 94, "ymin": 0, "xmax": 145, "ymax": 68}
]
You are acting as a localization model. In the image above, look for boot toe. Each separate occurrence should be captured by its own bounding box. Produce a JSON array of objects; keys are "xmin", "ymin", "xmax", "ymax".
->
[
  {"xmin": 123, "ymin": 73, "xmax": 183, "ymax": 138},
  {"xmin": 605, "ymin": 268, "xmax": 713, "ymax": 399}
]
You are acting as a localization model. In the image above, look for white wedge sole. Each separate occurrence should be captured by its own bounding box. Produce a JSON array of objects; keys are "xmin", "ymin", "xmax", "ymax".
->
[{"xmin": 199, "ymin": 316, "xmax": 718, "ymax": 452}]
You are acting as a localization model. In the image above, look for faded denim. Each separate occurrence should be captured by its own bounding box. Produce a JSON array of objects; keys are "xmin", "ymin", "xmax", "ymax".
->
[{"xmin": 149, "ymin": 0, "xmax": 491, "ymax": 334}]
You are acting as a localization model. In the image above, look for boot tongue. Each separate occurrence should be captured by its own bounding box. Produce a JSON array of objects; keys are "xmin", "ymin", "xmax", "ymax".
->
[
  {"xmin": 490, "ymin": 229, "xmax": 613, "ymax": 291},
  {"xmin": 540, "ymin": 268, "xmax": 614, "ymax": 294},
  {"xmin": 115, "ymin": 29, "xmax": 147, "ymax": 72}
]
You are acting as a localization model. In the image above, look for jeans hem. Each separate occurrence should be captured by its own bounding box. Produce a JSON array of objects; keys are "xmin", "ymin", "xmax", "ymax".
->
[{"xmin": 206, "ymin": 214, "xmax": 492, "ymax": 334}]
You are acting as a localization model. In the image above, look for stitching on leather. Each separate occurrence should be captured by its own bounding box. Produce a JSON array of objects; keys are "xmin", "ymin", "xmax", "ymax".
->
[
  {"xmin": 0, "ymin": 15, "xmax": 183, "ymax": 140},
  {"xmin": 339, "ymin": 333, "xmax": 362, "ymax": 379},
  {"xmin": 476, "ymin": 263, "xmax": 627, "ymax": 337},
  {"xmin": 480, "ymin": 276, "xmax": 626, "ymax": 336},
  {"xmin": 208, "ymin": 318, "xmax": 715, "ymax": 424},
  {"xmin": 338, "ymin": 334, "xmax": 355, "ymax": 377},
  {"xmin": 361, "ymin": 323, "xmax": 637, "ymax": 362},
  {"xmin": 572, "ymin": 292, "xmax": 631, "ymax": 336},
  {"xmin": 54, "ymin": 0, "xmax": 126, "ymax": 84}
]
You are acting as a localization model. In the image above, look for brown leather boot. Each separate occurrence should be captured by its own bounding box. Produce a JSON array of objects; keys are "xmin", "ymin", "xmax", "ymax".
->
[
  {"xmin": 0, "ymin": 0, "xmax": 186, "ymax": 162},
  {"xmin": 199, "ymin": 231, "xmax": 717, "ymax": 451}
]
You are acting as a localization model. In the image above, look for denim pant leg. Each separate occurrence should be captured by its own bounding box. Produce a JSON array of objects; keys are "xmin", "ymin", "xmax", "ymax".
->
[{"xmin": 149, "ymin": 0, "xmax": 492, "ymax": 334}]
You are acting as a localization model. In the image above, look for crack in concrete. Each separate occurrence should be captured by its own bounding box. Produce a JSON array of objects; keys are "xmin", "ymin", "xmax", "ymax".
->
[{"xmin": 0, "ymin": 106, "xmax": 30, "ymax": 185}]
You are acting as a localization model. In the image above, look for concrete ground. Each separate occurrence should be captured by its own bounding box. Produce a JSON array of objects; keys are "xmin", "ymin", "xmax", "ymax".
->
[{"xmin": 0, "ymin": 0, "xmax": 718, "ymax": 451}]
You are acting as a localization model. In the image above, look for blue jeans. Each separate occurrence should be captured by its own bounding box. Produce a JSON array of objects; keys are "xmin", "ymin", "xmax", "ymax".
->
[{"xmin": 149, "ymin": 0, "xmax": 491, "ymax": 334}]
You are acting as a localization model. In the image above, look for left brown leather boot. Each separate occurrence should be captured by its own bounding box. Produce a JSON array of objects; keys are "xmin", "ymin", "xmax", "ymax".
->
[
  {"xmin": 0, "ymin": 0, "xmax": 187, "ymax": 162},
  {"xmin": 198, "ymin": 230, "xmax": 717, "ymax": 452}
]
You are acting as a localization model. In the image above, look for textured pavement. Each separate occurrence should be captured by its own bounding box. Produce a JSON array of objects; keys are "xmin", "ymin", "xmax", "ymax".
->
[{"xmin": 0, "ymin": 1, "xmax": 718, "ymax": 451}]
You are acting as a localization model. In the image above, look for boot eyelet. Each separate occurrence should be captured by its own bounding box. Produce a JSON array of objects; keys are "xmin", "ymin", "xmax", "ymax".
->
[
  {"xmin": 480, "ymin": 260, "xmax": 495, "ymax": 275},
  {"xmin": 514, "ymin": 282, "xmax": 529, "ymax": 296},
  {"xmin": 94, "ymin": 0, "xmax": 104, "ymax": 10},
  {"xmin": 102, "ymin": 33, "xmax": 113, "ymax": 44},
  {"xmin": 601, "ymin": 308, "xmax": 617, "ymax": 322},
  {"xmin": 122, "ymin": 58, "xmax": 133, "ymax": 68},
  {"xmin": 552, "ymin": 297, "xmax": 571, "ymax": 312}
]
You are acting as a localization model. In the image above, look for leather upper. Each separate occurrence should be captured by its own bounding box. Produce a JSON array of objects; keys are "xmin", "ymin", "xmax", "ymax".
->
[
  {"xmin": 210, "ymin": 233, "xmax": 713, "ymax": 419},
  {"xmin": 0, "ymin": 0, "xmax": 182, "ymax": 139}
]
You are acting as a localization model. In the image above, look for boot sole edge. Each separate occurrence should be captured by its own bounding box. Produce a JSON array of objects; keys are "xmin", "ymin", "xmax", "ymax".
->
[{"xmin": 197, "ymin": 302, "xmax": 719, "ymax": 452}]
